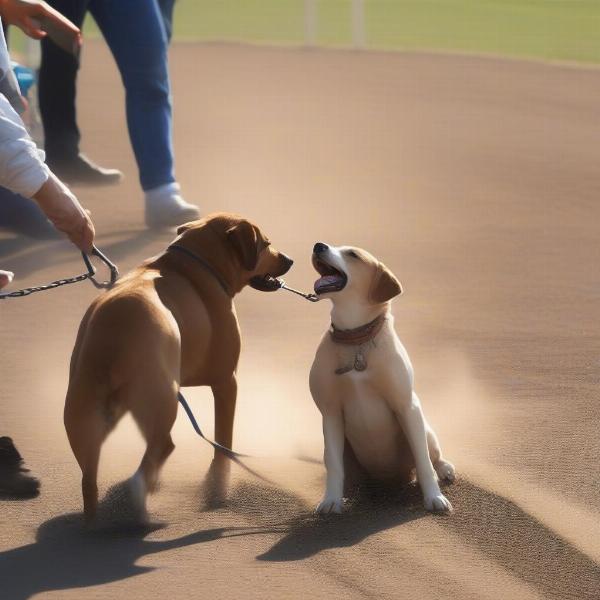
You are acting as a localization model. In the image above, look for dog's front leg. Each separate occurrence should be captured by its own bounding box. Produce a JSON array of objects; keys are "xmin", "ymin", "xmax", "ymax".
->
[
  {"xmin": 213, "ymin": 375, "xmax": 237, "ymax": 451},
  {"xmin": 202, "ymin": 376, "xmax": 237, "ymax": 507},
  {"xmin": 396, "ymin": 392, "xmax": 452, "ymax": 513},
  {"xmin": 316, "ymin": 412, "xmax": 346, "ymax": 514}
]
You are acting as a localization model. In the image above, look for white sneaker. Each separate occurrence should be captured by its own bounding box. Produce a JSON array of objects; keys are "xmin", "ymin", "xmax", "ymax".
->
[
  {"xmin": 144, "ymin": 182, "xmax": 200, "ymax": 228},
  {"xmin": 0, "ymin": 271, "xmax": 14, "ymax": 289}
]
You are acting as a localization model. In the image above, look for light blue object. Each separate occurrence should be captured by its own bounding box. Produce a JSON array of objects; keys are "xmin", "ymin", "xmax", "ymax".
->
[{"xmin": 11, "ymin": 61, "xmax": 35, "ymax": 98}]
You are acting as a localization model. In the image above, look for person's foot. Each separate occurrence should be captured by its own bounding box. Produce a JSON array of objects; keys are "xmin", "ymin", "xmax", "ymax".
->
[
  {"xmin": 144, "ymin": 182, "xmax": 200, "ymax": 229},
  {"xmin": 0, "ymin": 271, "xmax": 14, "ymax": 289},
  {"xmin": 0, "ymin": 437, "xmax": 40, "ymax": 499},
  {"xmin": 47, "ymin": 154, "xmax": 123, "ymax": 187}
]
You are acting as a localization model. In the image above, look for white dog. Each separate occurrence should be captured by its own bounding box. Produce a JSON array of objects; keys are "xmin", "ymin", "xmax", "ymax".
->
[{"xmin": 309, "ymin": 242, "xmax": 455, "ymax": 514}]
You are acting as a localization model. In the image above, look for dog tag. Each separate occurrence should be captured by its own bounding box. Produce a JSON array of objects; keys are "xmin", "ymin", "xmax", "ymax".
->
[{"xmin": 354, "ymin": 351, "xmax": 367, "ymax": 371}]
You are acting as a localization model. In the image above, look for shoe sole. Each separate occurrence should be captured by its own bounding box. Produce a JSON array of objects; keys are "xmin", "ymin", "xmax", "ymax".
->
[
  {"xmin": 59, "ymin": 175, "xmax": 124, "ymax": 188},
  {"xmin": 145, "ymin": 208, "xmax": 201, "ymax": 229}
]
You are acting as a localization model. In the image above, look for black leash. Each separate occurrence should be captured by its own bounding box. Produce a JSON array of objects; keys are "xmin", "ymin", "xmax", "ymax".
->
[
  {"xmin": 177, "ymin": 391, "xmax": 251, "ymax": 460},
  {"xmin": 0, "ymin": 245, "xmax": 119, "ymax": 300},
  {"xmin": 177, "ymin": 390, "xmax": 275, "ymax": 484}
]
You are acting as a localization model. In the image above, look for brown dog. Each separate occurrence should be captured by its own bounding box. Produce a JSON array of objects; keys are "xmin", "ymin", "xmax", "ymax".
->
[{"xmin": 64, "ymin": 213, "xmax": 293, "ymax": 521}]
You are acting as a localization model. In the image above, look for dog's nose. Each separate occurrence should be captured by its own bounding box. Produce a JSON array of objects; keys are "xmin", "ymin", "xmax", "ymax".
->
[
  {"xmin": 282, "ymin": 254, "xmax": 294, "ymax": 268},
  {"xmin": 313, "ymin": 242, "xmax": 329, "ymax": 254}
]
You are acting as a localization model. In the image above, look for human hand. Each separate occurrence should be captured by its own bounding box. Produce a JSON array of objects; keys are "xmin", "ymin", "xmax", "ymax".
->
[
  {"xmin": 33, "ymin": 173, "xmax": 95, "ymax": 253},
  {"xmin": 0, "ymin": 270, "xmax": 14, "ymax": 289},
  {"xmin": 0, "ymin": 0, "xmax": 81, "ymax": 48}
]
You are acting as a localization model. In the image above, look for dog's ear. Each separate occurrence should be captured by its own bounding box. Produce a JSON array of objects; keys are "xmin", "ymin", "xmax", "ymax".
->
[
  {"xmin": 369, "ymin": 262, "xmax": 402, "ymax": 304},
  {"xmin": 226, "ymin": 220, "xmax": 260, "ymax": 271},
  {"xmin": 177, "ymin": 221, "xmax": 195, "ymax": 235}
]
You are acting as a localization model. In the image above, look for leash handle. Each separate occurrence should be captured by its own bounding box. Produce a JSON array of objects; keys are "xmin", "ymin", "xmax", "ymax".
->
[{"xmin": 82, "ymin": 246, "xmax": 119, "ymax": 289}]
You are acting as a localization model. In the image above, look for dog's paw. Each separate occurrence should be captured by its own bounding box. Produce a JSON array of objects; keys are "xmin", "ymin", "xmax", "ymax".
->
[
  {"xmin": 424, "ymin": 492, "xmax": 453, "ymax": 513},
  {"xmin": 200, "ymin": 459, "xmax": 231, "ymax": 510},
  {"xmin": 315, "ymin": 496, "xmax": 345, "ymax": 515},
  {"xmin": 434, "ymin": 460, "xmax": 456, "ymax": 483},
  {"xmin": 128, "ymin": 472, "xmax": 148, "ymax": 516}
]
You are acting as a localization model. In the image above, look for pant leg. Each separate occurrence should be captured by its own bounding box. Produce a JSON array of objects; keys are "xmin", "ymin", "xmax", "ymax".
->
[
  {"xmin": 0, "ymin": 185, "xmax": 51, "ymax": 232},
  {"xmin": 158, "ymin": 0, "xmax": 176, "ymax": 43},
  {"xmin": 38, "ymin": 1, "xmax": 89, "ymax": 163},
  {"xmin": 89, "ymin": 0, "xmax": 175, "ymax": 191}
]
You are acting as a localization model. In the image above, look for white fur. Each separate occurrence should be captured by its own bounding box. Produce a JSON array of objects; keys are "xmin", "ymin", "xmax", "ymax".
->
[
  {"xmin": 128, "ymin": 470, "xmax": 148, "ymax": 517},
  {"xmin": 310, "ymin": 245, "xmax": 455, "ymax": 514}
]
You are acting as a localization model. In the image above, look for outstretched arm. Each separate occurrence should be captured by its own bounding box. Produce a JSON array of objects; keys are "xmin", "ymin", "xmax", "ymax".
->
[{"xmin": 0, "ymin": 95, "xmax": 94, "ymax": 251}]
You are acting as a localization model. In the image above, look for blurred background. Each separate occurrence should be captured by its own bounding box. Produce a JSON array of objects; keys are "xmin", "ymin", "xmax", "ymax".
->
[
  {"xmin": 2, "ymin": 2, "xmax": 600, "ymax": 599},
  {"xmin": 8, "ymin": 0, "xmax": 600, "ymax": 65}
]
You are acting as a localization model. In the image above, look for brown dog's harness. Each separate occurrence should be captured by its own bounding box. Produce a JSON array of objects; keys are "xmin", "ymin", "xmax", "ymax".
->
[{"xmin": 330, "ymin": 313, "xmax": 387, "ymax": 375}]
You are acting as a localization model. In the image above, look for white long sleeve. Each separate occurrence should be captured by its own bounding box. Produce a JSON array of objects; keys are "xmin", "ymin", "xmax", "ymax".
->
[
  {"xmin": 0, "ymin": 17, "xmax": 49, "ymax": 198},
  {"xmin": 0, "ymin": 94, "xmax": 49, "ymax": 198}
]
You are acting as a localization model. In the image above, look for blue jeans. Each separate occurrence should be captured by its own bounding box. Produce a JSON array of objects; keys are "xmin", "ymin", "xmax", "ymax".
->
[{"xmin": 39, "ymin": 0, "xmax": 176, "ymax": 191}]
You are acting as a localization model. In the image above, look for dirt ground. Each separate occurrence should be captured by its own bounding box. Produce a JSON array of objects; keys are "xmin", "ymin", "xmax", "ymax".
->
[{"xmin": 1, "ymin": 41, "xmax": 600, "ymax": 599}]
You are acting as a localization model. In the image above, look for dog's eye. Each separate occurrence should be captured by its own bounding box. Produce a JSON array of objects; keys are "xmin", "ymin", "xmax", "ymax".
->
[{"xmin": 347, "ymin": 250, "xmax": 359, "ymax": 259}]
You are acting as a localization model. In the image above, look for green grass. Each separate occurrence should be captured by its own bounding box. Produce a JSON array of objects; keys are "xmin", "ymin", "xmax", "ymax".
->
[{"xmin": 72, "ymin": 0, "xmax": 600, "ymax": 64}]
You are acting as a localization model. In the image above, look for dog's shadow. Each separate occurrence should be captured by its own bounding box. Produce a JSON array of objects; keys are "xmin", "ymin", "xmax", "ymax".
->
[
  {"xmin": 226, "ymin": 479, "xmax": 429, "ymax": 562},
  {"xmin": 0, "ymin": 481, "xmax": 274, "ymax": 600},
  {"xmin": 4, "ymin": 476, "xmax": 599, "ymax": 599},
  {"xmin": 252, "ymin": 478, "xmax": 600, "ymax": 599}
]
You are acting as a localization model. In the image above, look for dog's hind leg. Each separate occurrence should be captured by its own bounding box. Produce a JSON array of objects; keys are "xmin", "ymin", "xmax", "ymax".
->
[
  {"xmin": 128, "ymin": 379, "xmax": 178, "ymax": 514},
  {"xmin": 343, "ymin": 438, "xmax": 369, "ymax": 496},
  {"xmin": 425, "ymin": 421, "xmax": 455, "ymax": 483},
  {"xmin": 64, "ymin": 398, "xmax": 110, "ymax": 523}
]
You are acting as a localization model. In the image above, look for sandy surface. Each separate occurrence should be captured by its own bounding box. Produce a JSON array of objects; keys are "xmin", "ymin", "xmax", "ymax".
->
[{"xmin": 1, "ymin": 41, "xmax": 600, "ymax": 599}]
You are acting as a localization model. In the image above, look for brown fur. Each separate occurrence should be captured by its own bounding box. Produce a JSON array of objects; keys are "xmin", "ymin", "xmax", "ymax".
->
[
  {"xmin": 64, "ymin": 213, "xmax": 292, "ymax": 521},
  {"xmin": 368, "ymin": 262, "xmax": 402, "ymax": 304}
]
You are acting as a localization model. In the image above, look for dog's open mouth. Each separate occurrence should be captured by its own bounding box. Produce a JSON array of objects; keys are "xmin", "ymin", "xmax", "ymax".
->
[
  {"xmin": 249, "ymin": 274, "xmax": 283, "ymax": 292},
  {"xmin": 313, "ymin": 256, "xmax": 347, "ymax": 294}
]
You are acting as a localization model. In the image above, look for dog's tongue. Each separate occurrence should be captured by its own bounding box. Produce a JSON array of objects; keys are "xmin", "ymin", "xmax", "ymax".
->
[{"xmin": 314, "ymin": 274, "xmax": 344, "ymax": 293}]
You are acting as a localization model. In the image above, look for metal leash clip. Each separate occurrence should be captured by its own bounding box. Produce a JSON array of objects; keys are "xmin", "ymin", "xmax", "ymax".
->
[
  {"xmin": 81, "ymin": 246, "xmax": 119, "ymax": 289},
  {"xmin": 276, "ymin": 278, "xmax": 320, "ymax": 302},
  {"xmin": 0, "ymin": 245, "xmax": 119, "ymax": 300}
]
